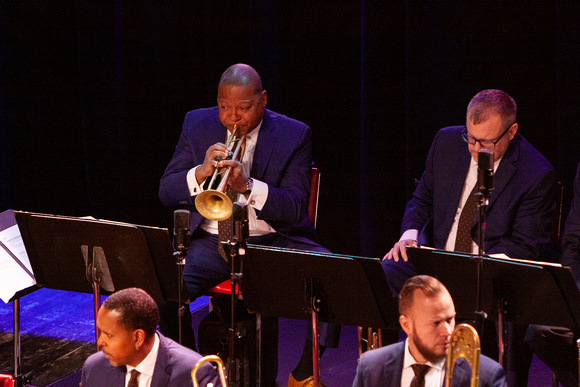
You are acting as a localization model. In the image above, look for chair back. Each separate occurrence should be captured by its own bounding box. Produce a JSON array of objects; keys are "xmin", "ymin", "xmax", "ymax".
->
[
  {"xmin": 0, "ymin": 374, "xmax": 13, "ymax": 387},
  {"xmin": 309, "ymin": 167, "xmax": 320, "ymax": 228},
  {"xmin": 445, "ymin": 323, "xmax": 480, "ymax": 387}
]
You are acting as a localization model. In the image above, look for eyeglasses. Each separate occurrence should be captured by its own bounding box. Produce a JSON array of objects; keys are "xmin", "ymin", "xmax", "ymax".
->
[{"xmin": 461, "ymin": 124, "xmax": 513, "ymax": 149}]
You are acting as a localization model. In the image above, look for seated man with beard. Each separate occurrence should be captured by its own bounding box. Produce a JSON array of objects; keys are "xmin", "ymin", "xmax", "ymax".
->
[{"xmin": 353, "ymin": 275, "xmax": 506, "ymax": 387}]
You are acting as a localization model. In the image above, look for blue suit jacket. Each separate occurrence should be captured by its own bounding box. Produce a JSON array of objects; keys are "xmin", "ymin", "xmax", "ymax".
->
[
  {"xmin": 403, "ymin": 126, "xmax": 556, "ymax": 261},
  {"xmin": 352, "ymin": 341, "xmax": 507, "ymax": 387},
  {"xmin": 159, "ymin": 107, "xmax": 319, "ymax": 244},
  {"xmin": 81, "ymin": 332, "xmax": 221, "ymax": 387}
]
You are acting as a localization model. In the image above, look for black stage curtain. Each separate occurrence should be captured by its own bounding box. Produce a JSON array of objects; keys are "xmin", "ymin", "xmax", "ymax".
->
[{"xmin": 1, "ymin": 1, "xmax": 579, "ymax": 258}]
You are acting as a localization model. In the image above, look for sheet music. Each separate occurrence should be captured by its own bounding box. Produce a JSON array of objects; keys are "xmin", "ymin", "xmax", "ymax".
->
[{"xmin": 0, "ymin": 210, "xmax": 36, "ymax": 303}]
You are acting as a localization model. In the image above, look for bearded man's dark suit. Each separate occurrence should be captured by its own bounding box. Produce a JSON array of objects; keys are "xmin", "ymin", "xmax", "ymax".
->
[
  {"xmin": 352, "ymin": 341, "xmax": 507, "ymax": 387},
  {"xmin": 159, "ymin": 107, "xmax": 339, "ymax": 382},
  {"xmin": 81, "ymin": 332, "xmax": 220, "ymax": 387},
  {"xmin": 382, "ymin": 125, "xmax": 557, "ymax": 386}
]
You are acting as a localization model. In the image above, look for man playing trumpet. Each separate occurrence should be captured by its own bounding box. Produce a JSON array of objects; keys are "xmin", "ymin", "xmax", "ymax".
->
[{"xmin": 159, "ymin": 63, "xmax": 338, "ymax": 386}]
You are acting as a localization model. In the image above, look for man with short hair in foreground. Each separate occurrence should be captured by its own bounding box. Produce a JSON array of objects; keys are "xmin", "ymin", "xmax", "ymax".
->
[
  {"xmin": 81, "ymin": 287, "xmax": 220, "ymax": 387},
  {"xmin": 353, "ymin": 275, "xmax": 506, "ymax": 387}
]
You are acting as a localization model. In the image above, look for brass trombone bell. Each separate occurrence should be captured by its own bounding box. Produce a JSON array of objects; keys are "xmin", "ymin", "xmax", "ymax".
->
[
  {"xmin": 191, "ymin": 354, "xmax": 227, "ymax": 387},
  {"xmin": 446, "ymin": 323, "xmax": 480, "ymax": 387},
  {"xmin": 195, "ymin": 125, "xmax": 244, "ymax": 221}
]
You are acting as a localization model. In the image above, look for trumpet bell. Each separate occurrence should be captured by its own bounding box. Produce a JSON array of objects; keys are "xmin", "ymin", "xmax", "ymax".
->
[{"xmin": 195, "ymin": 189, "xmax": 233, "ymax": 221}]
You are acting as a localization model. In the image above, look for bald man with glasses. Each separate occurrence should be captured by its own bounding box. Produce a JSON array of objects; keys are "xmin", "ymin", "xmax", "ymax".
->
[{"xmin": 382, "ymin": 89, "xmax": 557, "ymax": 386}]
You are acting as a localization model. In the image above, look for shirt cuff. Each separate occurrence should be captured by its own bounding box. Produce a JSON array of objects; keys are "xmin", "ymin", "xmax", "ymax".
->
[
  {"xmin": 400, "ymin": 229, "xmax": 419, "ymax": 243},
  {"xmin": 186, "ymin": 166, "xmax": 204, "ymax": 196},
  {"xmin": 243, "ymin": 178, "xmax": 268, "ymax": 210}
]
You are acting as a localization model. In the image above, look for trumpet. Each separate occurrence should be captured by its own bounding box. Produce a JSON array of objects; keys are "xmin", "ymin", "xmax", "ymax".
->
[
  {"xmin": 191, "ymin": 355, "xmax": 227, "ymax": 387},
  {"xmin": 195, "ymin": 125, "xmax": 244, "ymax": 221}
]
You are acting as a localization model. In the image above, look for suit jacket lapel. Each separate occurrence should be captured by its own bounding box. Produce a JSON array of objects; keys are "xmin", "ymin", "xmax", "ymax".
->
[
  {"xmin": 251, "ymin": 109, "xmax": 277, "ymax": 180},
  {"xmin": 488, "ymin": 135, "xmax": 519, "ymax": 210},
  {"xmin": 442, "ymin": 142, "xmax": 472, "ymax": 235},
  {"xmin": 151, "ymin": 334, "xmax": 170, "ymax": 387},
  {"xmin": 384, "ymin": 342, "xmax": 406, "ymax": 387},
  {"xmin": 470, "ymin": 135, "xmax": 519, "ymax": 231}
]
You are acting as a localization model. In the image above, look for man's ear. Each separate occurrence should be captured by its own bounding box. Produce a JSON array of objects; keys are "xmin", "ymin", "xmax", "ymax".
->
[
  {"xmin": 261, "ymin": 90, "xmax": 267, "ymax": 107},
  {"xmin": 133, "ymin": 329, "xmax": 146, "ymax": 350},
  {"xmin": 399, "ymin": 314, "xmax": 411, "ymax": 336},
  {"xmin": 508, "ymin": 122, "xmax": 518, "ymax": 140}
]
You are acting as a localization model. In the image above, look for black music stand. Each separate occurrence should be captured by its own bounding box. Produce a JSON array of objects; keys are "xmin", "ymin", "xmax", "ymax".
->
[
  {"xmin": 240, "ymin": 244, "xmax": 399, "ymax": 386},
  {"xmin": 1, "ymin": 210, "xmax": 40, "ymax": 387},
  {"xmin": 14, "ymin": 211, "xmax": 178, "ymax": 347},
  {"xmin": 407, "ymin": 247, "xmax": 580, "ymax": 364}
]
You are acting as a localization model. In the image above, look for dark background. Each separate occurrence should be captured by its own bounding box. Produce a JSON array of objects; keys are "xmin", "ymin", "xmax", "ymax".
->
[{"xmin": 1, "ymin": 1, "xmax": 579, "ymax": 258}]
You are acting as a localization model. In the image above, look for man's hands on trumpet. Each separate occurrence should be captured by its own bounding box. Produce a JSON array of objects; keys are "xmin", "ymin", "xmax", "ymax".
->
[
  {"xmin": 195, "ymin": 142, "xmax": 249, "ymax": 193},
  {"xmin": 383, "ymin": 239, "xmax": 418, "ymax": 262}
]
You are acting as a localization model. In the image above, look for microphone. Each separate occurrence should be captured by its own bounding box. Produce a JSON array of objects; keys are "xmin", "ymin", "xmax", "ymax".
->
[
  {"xmin": 173, "ymin": 209, "xmax": 191, "ymax": 252},
  {"xmin": 477, "ymin": 148, "xmax": 494, "ymax": 195},
  {"xmin": 232, "ymin": 201, "xmax": 249, "ymax": 245}
]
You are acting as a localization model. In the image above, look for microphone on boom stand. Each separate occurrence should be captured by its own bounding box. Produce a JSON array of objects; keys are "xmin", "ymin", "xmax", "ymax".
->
[
  {"xmin": 478, "ymin": 148, "xmax": 494, "ymax": 197},
  {"xmin": 224, "ymin": 201, "xmax": 249, "ymax": 385},
  {"xmin": 173, "ymin": 209, "xmax": 191, "ymax": 345},
  {"xmin": 474, "ymin": 148, "xmax": 494, "ymax": 341}
]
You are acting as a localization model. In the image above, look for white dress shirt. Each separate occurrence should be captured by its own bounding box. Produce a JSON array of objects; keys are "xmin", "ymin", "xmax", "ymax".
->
[
  {"xmin": 400, "ymin": 338, "xmax": 446, "ymax": 387},
  {"xmin": 125, "ymin": 332, "xmax": 160, "ymax": 387}
]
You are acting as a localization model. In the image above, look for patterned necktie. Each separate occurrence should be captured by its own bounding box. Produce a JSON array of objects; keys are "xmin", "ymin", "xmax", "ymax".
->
[
  {"xmin": 410, "ymin": 363, "xmax": 430, "ymax": 387},
  {"xmin": 127, "ymin": 369, "xmax": 139, "ymax": 387},
  {"xmin": 217, "ymin": 136, "xmax": 245, "ymax": 260},
  {"xmin": 454, "ymin": 184, "xmax": 479, "ymax": 253}
]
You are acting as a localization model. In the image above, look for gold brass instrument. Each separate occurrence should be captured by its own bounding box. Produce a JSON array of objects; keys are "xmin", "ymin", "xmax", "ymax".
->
[
  {"xmin": 357, "ymin": 327, "xmax": 382, "ymax": 356},
  {"xmin": 191, "ymin": 354, "xmax": 227, "ymax": 387},
  {"xmin": 445, "ymin": 323, "xmax": 480, "ymax": 387},
  {"xmin": 195, "ymin": 125, "xmax": 244, "ymax": 221}
]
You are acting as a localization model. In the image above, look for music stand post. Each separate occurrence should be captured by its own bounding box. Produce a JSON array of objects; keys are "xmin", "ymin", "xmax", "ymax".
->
[{"xmin": 13, "ymin": 299, "xmax": 21, "ymax": 387}]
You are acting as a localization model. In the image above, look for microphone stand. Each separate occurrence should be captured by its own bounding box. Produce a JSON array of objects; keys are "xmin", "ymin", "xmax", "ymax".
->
[
  {"xmin": 174, "ymin": 247, "xmax": 188, "ymax": 345},
  {"xmin": 475, "ymin": 189, "xmax": 490, "ymax": 334},
  {"xmin": 224, "ymin": 202, "xmax": 249, "ymax": 386},
  {"xmin": 173, "ymin": 210, "xmax": 191, "ymax": 345}
]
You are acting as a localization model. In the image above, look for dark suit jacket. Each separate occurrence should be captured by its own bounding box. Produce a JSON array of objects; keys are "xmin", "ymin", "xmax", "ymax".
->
[
  {"xmin": 159, "ymin": 107, "xmax": 319, "ymax": 245},
  {"xmin": 81, "ymin": 332, "xmax": 220, "ymax": 387},
  {"xmin": 561, "ymin": 162, "xmax": 580, "ymax": 287},
  {"xmin": 403, "ymin": 126, "xmax": 556, "ymax": 261},
  {"xmin": 352, "ymin": 341, "xmax": 507, "ymax": 387}
]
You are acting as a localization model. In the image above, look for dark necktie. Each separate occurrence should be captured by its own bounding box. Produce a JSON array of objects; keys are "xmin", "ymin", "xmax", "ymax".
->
[
  {"xmin": 410, "ymin": 363, "xmax": 430, "ymax": 387},
  {"xmin": 217, "ymin": 137, "xmax": 245, "ymax": 260},
  {"xmin": 127, "ymin": 369, "xmax": 139, "ymax": 387},
  {"xmin": 454, "ymin": 183, "xmax": 479, "ymax": 253}
]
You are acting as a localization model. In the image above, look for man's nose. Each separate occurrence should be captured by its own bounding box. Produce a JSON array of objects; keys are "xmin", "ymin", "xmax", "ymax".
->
[
  {"xmin": 441, "ymin": 322, "xmax": 453, "ymax": 336},
  {"xmin": 229, "ymin": 109, "xmax": 240, "ymax": 122},
  {"xmin": 97, "ymin": 333, "xmax": 105, "ymax": 347}
]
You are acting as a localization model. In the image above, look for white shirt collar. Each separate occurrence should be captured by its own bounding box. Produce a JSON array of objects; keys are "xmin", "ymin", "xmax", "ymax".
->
[
  {"xmin": 403, "ymin": 338, "xmax": 445, "ymax": 371},
  {"xmin": 126, "ymin": 332, "xmax": 160, "ymax": 382}
]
